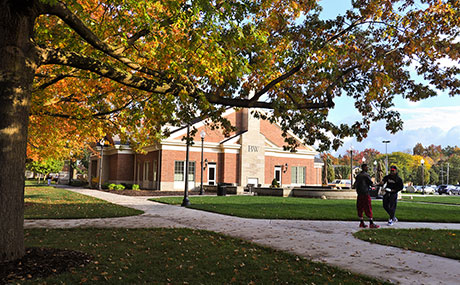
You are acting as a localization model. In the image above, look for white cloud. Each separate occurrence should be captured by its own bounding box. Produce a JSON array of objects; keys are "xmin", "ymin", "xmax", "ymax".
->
[
  {"xmin": 331, "ymin": 120, "xmax": 460, "ymax": 156},
  {"xmin": 395, "ymin": 106, "xmax": 460, "ymax": 132}
]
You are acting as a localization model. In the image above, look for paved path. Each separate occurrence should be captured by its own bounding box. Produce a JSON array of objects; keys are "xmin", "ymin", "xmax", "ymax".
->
[{"xmin": 25, "ymin": 188, "xmax": 460, "ymax": 284}]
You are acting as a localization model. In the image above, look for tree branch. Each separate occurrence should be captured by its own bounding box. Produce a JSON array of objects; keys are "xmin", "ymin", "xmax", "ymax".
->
[
  {"xmin": 246, "ymin": 18, "xmax": 366, "ymax": 107},
  {"xmin": 38, "ymin": 47, "xmax": 174, "ymax": 94},
  {"xmin": 41, "ymin": 1, "xmax": 164, "ymax": 78},
  {"xmin": 34, "ymin": 70, "xmax": 79, "ymax": 91}
]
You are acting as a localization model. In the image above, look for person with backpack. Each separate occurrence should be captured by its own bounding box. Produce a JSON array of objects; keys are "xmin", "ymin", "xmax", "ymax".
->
[{"xmin": 354, "ymin": 164, "xmax": 380, "ymax": 228}]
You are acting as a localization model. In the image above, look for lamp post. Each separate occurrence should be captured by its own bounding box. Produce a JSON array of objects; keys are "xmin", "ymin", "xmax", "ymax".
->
[
  {"xmin": 373, "ymin": 160, "xmax": 378, "ymax": 183},
  {"xmin": 182, "ymin": 124, "xmax": 191, "ymax": 207},
  {"xmin": 200, "ymin": 130, "xmax": 206, "ymax": 195},
  {"xmin": 98, "ymin": 139, "xmax": 105, "ymax": 190},
  {"xmin": 382, "ymin": 140, "xmax": 390, "ymax": 175},
  {"xmin": 68, "ymin": 151, "xmax": 73, "ymax": 186},
  {"xmin": 350, "ymin": 145, "xmax": 353, "ymax": 188},
  {"xmin": 421, "ymin": 158, "xmax": 425, "ymax": 188}
]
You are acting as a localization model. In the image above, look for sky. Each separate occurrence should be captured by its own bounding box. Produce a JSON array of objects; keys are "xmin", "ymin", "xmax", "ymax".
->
[{"xmin": 318, "ymin": 0, "xmax": 460, "ymax": 156}]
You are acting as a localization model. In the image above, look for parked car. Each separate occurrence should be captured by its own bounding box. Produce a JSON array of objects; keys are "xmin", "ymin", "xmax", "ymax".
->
[
  {"xmin": 414, "ymin": 185, "xmax": 424, "ymax": 193},
  {"xmin": 452, "ymin": 185, "xmax": 460, "ymax": 195},
  {"xmin": 421, "ymin": 186, "xmax": 435, "ymax": 194},
  {"xmin": 328, "ymin": 179, "xmax": 352, "ymax": 189},
  {"xmin": 438, "ymin": 185, "xmax": 459, "ymax": 195}
]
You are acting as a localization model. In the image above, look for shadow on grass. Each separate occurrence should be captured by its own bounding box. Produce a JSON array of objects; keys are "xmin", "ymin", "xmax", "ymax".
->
[{"xmin": 24, "ymin": 202, "xmax": 143, "ymax": 219}]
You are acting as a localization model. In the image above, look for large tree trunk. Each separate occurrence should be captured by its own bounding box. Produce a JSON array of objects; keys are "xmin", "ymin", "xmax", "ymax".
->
[{"xmin": 0, "ymin": 2, "xmax": 38, "ymax": 262}]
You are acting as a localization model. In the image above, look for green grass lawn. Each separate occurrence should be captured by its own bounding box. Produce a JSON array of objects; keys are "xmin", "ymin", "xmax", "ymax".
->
[
  {"xmin": 150, "ymin": 195, "xmax": 460, "ymax": 222},
  {"xmin": 25, "ymin": 187, "xmax": 143, "ymax": 219},
  {"xmin": 354, "ymin": 228, "xmax": 460, "ymax": 260},
  {"xmin": 19, "ymin": 228, "xmax": 387, "ymax": 285},
  {"xmin": 25, "ymin": 179, "xmax": 55, "ymax": 187},
  {"xmin": 401, "ymin": 195, "xmax": 460, "ymax": 205},
  {"xmin": 18, "ymin": 188, "xmax": 459, "ymax": 284}
]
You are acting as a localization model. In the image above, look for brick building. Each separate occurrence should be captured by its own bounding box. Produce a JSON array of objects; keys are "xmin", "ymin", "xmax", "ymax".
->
[{"xmin": 89, "ymin": 108, "xmax": 323, "ymax": 191}]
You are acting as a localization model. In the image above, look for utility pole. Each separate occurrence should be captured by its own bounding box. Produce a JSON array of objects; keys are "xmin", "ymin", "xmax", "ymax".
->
[
  {"xmin": 382, "ymin": 140, "xmax": 390, "ymax": 175},
  {"xmin": 441, "ymin": 164, "xmax": 444, "ymax": 184},
  {"xmin": 447, "ymin": 163, "xmax": 450, "ymax": 185}
]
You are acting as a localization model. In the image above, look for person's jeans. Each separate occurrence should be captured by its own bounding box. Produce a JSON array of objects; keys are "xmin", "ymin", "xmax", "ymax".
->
[{"xmin": 383, "ymin": 192, "xmax": 398, "ymax": 220}]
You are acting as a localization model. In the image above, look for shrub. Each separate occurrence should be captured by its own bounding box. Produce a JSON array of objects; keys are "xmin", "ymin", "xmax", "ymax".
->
[
  {"xmin": 122, "ymin": 183, "xmax": 133, "ymax": 189},
  {"xmin": 70, "ymin": 180, "xmax": 88, "ymax": 187},
  {"xmin": 132, "ymin": 184, "xmax": 140, "ymax": 191},
  {"xmin": 102, "ymin": 182, "xmax": 111, "ymax": 189},
  {"xmin": 108, "ymin": 183, "xmax": 117, "ymax": 190},
  {"xmin": 114, "ymin": 184, "xmax": 125, "ymax": 191}
]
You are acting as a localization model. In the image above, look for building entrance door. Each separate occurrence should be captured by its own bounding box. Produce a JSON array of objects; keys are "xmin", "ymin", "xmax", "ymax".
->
[
  {"xmin": 143, "ymin": 161, "xmax": 150, "ymax": 189},
  {"xmin": 208, "ymin": 163, "xmax": 216, "ymax": 185},
  {"xmin": 274, "ymin": 166, "xmax": 282, "ymax": 185}
]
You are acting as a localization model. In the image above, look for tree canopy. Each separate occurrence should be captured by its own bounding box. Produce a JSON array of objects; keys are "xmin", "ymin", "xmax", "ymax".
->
[
  {"xmin": 1, "ymin": 0, "xmax": 460, "ymax": 262},
  {"xmin": 24, "ymin": 0, "xmax": 460, "ymax": 160}
]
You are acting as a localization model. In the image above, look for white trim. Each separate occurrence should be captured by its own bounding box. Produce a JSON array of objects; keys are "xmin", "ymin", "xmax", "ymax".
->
[
  {"xmin": 314, "ymin": 162, "xmax": 324, "ymax": 168},
  {"xmin": 220, "ymin": 148, "xmax": 239, "ymax": 154},
  {"xmin": 265, "ymin": 151, "xmax": 316, "ymax": 159},
  {"xmin": 93, "ymin": 148, "xmax": 134, "ymax": 156},
  {"xmin": 221, "ymin": 135, "xmax": 241, "ymax": 145},
  {"xmin": 208, "ymin": 163, "xmax": 216, "ymax": 185},
  {"xmin": 264, "ymin": 138, "xmax": 279, "ymax": 148},
  {"xmin": 274, "ymin": 166, "xmax": 282, "ymax": 185}
]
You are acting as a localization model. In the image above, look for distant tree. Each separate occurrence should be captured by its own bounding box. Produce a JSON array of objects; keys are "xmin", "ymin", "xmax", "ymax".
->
[
  {"xmin": 425, "ymin": 144, "xmax": 443, "ymax": 162},
  {"xmin": 26, "ymin": 159, "xmax": 64, "ymax": 182},
  {"xmin": 413, "ymin": 143, "xmax": 425, "ymax": 156},
  {"xmin": 321, "ymin": 153, "xmax": 335, "ymax": 184},
  {"xmin": 428, "ymin": 168, "xmax": 439, "ymax": 185},
  {"xmin": 360, "ymin": 148, "xmax": 381, "ymax": 163},
  {"xmin": 446, "ymin": 155, "xmax": 460, "ymax": 184},
  {"xmin": 376, "ymin": 160, "xmax": 385, "ymax": 183},
  {"xmin": 412, "ymin": 165, "xmax": 429, "ymax": 186},
  {"xmin": 442, "ymin": 146, "xmax": 459, "ymax": 158},
  {"xmin": 334, "ymin": 165, "xmax": 351, "ymax": 180},
  {"xmin": 386, "ymin": 152, "xmax": 418, "ymax": 182}
]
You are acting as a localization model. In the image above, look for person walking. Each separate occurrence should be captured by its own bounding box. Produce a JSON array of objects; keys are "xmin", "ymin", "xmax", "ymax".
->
[
  {"xmin": 380, "ymin": 165, "xmax": 404, "ymax": 226},
  {"xmin": 46, "ymin": 174, "xmax": 52, "ymax": 186},
  {"xmin": 354, "ymin": 164, "xmax": 379, "ymax": 228}
]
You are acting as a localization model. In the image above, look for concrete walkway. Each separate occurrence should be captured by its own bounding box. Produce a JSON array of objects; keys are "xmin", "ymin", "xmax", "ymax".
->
[{"xmin": 25, "ymin": 188, "xmax": 460, "ymax": 284}]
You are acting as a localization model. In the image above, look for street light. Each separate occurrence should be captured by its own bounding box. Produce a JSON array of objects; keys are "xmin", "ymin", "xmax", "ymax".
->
[
  {"xmin": 373, "ymin": 160, "xmax": 378, "ymax": 183},
  {"xmin": 350, "ymin": 145, "xmax": 353, "ymax": 188},
  {"xmin": 200, "ymin": 130, "xmax": 206, "ymax": 195},
  {"xmin": 421, "ymin": 158, "xmax": 425, "ymax": 188},
  {"xmin": 182, "ymin": 124, "xmax": 191, "ymax": 207},
  {"xmin": 68, "ymin": 151, "xmax": 73, "ymax": 186},
  {"xmin": 98, "ymin": 138, "xmax": 105, "ymax": 190},
  {"xmin": 382, "ymin": 140, "xmax": 391, "ymax": 175}
]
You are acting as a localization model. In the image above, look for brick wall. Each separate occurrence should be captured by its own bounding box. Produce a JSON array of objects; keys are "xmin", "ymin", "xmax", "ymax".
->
[
  {"xmin": 264, "ymin": 156, "xmax": 316, "ymax": 185},
  {"xmin": 260, "ymin": 119, "xmax": 307, "ymax": 150},
  {"xmin": 108, "ymin": 154, "xmax": 134, "ymax": 181},
  {"xmin": 218, "ymin": 152, "xmax": 239, "ymax": 184}
]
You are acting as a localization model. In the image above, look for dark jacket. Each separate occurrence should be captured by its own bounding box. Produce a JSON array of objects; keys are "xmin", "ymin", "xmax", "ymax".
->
[
  {"xmin": 354, "ymin": 171, "xmax": 373, "ymax": 195},
  {"xmin": 382, "ymin": 174, "xmax": 404, "ymax": 193}
]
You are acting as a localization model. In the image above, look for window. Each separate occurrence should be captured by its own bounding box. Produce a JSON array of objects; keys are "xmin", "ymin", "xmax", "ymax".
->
[
  {"xmin": 188, "ymin": 161, "xmax": 195, "ymax": 181},
  {"xmin": 291, "ymin": 166, "xmax": 306, "ymax": 184},
  {"xmin": 144, "ymin": 161, "xmax": 150, "ymax": 181},
  {"xmin": 153, "ymin": 160, "xmax": 158, "ymax": 181},
  {"xmin": 174, "ymin": 161, "xmax": 196, "ymax": 181},
  {"xmin": 174, "ymin": 161, "xmax": 184, "ymax": 181}
]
